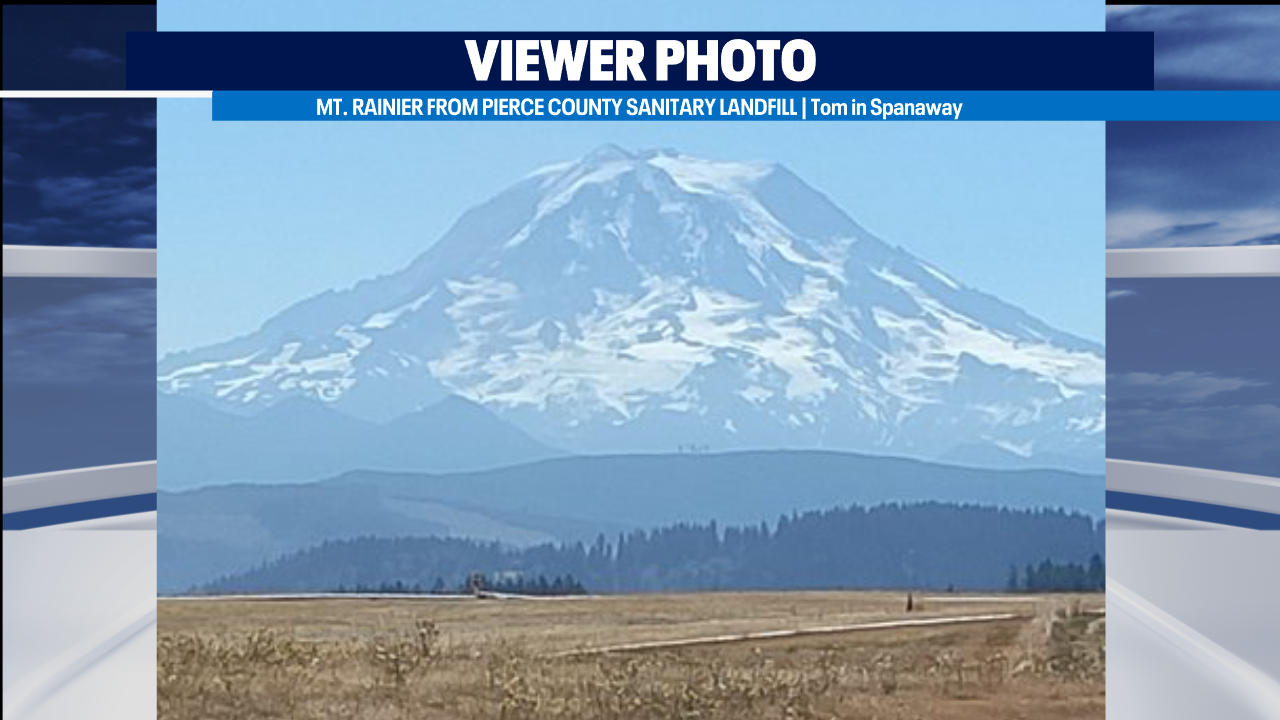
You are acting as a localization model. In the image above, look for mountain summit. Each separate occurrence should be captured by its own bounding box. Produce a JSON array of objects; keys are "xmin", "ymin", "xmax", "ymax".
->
[{"xmin": 158, "ymin": 147, "xmax": 1104, "ymax": 470}]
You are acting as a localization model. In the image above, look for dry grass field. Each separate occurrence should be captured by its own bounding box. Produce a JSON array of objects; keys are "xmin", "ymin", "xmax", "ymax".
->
[{"xmin": 158, "ymin": 591, "xmax": 1104, "ymax": 720}]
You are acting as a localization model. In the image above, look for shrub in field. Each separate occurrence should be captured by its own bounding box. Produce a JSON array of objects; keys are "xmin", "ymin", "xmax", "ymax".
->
[{"xmin": 158, "ymin": 605, "xmax": 1105, "ymax": 720}]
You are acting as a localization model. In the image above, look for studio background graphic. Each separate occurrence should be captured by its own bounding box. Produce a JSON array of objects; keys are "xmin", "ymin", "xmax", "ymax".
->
[{"xmin": 2, "ymin": 2, "xmax": 1278, "ymax": 719}]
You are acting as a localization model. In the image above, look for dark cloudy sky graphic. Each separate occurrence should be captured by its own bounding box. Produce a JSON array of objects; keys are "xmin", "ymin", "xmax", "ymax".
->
[
  {"xmin": 2, "ymin": 278, "xmax": 157, "ymax": 478},
  {"xmin": 1107, "ymin": 5, "xmax": 1280, "ymax": 90},
  {"xmin": 2, "ymin": 4, "xmax": 155, "ymax": 90},
  {"xmin": 1107, "ymin": 278, "xmax": 1280, "ymax": 478},
  {"xmin": 3, "ymin": 99, "xmax": 156, "ymax": 248},
  {"xmin": 1107, "ymin": 122, "xmax": 1280, "ymax": 248}
]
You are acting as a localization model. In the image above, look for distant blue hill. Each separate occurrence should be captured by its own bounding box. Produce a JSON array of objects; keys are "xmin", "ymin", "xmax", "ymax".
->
[
  {"xmin": 157, "ymin": 392, "xmax": 561, "ymax": 488},
  {"xmin": 159, "ymin": 449, "xmax": 1100, "ymax": 592}
]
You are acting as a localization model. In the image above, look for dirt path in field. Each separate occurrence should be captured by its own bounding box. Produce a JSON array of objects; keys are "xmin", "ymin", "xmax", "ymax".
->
[{"xmin": 551, "ymin": 612, "xmax": 1025, "ymax": 657}]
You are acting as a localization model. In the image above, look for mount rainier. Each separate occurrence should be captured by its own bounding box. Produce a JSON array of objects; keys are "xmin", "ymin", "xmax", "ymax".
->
[{"xmin": 158, "ymin": 146, "xmax": 1104, "ymax": 473}]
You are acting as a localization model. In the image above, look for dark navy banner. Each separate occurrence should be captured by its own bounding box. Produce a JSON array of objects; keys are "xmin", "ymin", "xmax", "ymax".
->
[
  {"xmin": 126, "ymin": 32, "xmax": 1154, "ymax": 91},
  {"xmin": 1, "ymin": 493, "xmax": 158, "ymax": 531}
]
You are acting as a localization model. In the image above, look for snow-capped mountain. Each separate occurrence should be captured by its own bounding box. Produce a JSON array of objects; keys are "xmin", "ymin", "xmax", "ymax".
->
[{"xmin": 158, "ymin": 146, "xmax": 1104, "ymax": 470}]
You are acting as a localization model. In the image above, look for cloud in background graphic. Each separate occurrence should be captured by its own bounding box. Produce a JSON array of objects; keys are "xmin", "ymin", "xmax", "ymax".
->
[
  {"xmin": 1106, "ymin": 122, "xmax": 1280, "ymax": 248},
  {"xmin": 65, "ymin": 47, "xmax": 122, "ymax": 66},
  {"xmin": 2, "ymin": 279, "xmax": 156, "ymax": 386},
  {"xmin": 1106, "ymin": 278, "xmax": 1280, "ymax": 477},
  {"xmin": 2, "ymin": 279, "xmax": 157, "ymax": 477},
  {"xmin": 1107, "ymin": 5, "xmax": 1280, "ymax": 90},
  {"xmin": 2, "ymin": 4, "xmax": 155, "ymax": 90},
  {"xmin": 1108, "ymin": 372, "xmax": 1267, "ymax": 405},
  {"xmin": 2, "ymin": 99, "xmax": 156, "ymax": 248}
]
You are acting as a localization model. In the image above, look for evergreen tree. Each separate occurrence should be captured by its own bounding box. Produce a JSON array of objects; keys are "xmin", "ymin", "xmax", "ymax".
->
[{"xmin": 203, "ymin": 503, "xmax": 1104, "ymax": 596}]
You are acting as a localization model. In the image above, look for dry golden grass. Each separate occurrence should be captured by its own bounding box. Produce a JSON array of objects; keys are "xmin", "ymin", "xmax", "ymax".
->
[{"xmin": 158, "ymin": 592, "xmax": 1104, "ymax": 720}]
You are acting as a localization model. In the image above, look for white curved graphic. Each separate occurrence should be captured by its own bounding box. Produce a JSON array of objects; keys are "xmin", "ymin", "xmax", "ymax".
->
[
  {"xmin": 1106, "ymin": 458, "xmax": 1280, "ymax": 514},
  {"xmin": 0, "ymin": 90, "xmax": 211, "ymax": 99},
  {"xmin": 0, "ymin": 601, "xmax": 156, "ymax": 720},
  {"xmin": 1108, "ymin": 577, "xmax": 1280, "ymax": 719},
  {"xmin": 32, "ymin": 512, "xmax": 157, "ymax": 532},
  {"xmin": 1, "ymin": 245, "xmax": 157, "ymax": 279},
  {"xmin": 1106, "ymin": 246, "xmax": 1280, "ymax": 279},
  {"xmin": 2, "ymin": 462, "xmax": 157, "ymax": 516}
]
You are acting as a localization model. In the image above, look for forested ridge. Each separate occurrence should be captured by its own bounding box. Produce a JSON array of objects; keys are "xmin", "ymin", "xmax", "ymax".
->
[{"xmin": 200, "ymin": 502, "xmax": 1103, "ymax": 595}]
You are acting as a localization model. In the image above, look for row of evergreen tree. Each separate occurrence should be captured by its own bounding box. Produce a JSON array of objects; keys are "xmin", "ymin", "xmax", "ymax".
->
[
  {"xmin": 334, "ymin": 574, "xmax": 589, "ymax": 596},
  {"xmin": 1008, "ymin": 556, "xmax": 1105, "ymax": 592},
  {"xmin": 203, "ymin": 502, "xmax": 1103, "ymax": 595}
]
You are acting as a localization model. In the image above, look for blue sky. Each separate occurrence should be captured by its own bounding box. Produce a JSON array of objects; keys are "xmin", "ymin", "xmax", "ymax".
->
[
  {"xmin": 162, "ymin": 0, "xmax": 1100, "ymax": 33},
  {"xmin": 1106, "ymin": 278, "xmax": 1279, "ymax": 477},
  {"xmin": 1107, "ymin": 5, "xmax": 1280, "ymax": 90},
  {"xmin": 156, "ymin": 0, "xmax": 1104, "ymax": 355},
  {"xmin": 2, "ymin": 5, "xmax": 155, "ymax": 90},
  {"xmin": 1107, "ymin": 122, "xmax": 1280, "ymax": 248},
  {"xmin": 2, "ymin": 278, "xmax": 157, "ymax": 477},
  {"xmin": 3, "ymin": 99, "xmax": 157, "ymax": 248}
]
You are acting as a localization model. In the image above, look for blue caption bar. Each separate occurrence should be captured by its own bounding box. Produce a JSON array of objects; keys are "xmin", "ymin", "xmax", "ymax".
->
[
  {"xmin": 213, "ymin": 91, "xmax": 1280, "ymax": 121},
  {"xmin": 128, "ymin": 32, "xmax": 1153, "ymax": 91}
]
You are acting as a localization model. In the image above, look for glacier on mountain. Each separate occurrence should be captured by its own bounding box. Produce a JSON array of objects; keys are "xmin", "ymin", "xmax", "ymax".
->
[{"xmin": 158, "ymin": 146, "xmax": 1104, "ymax": 471}]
